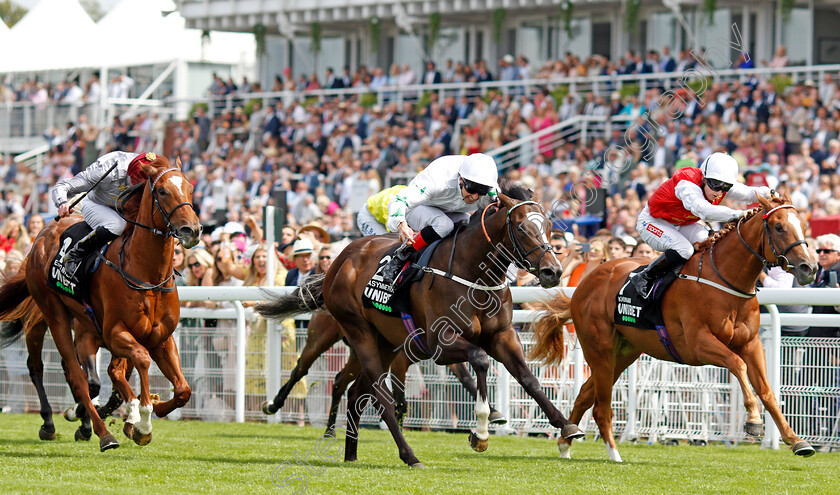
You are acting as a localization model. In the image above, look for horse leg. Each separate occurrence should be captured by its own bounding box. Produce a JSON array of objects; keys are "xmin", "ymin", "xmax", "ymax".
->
[
  {"xmin": 107, "ymin": 357, "xmax": 139, "ymax": 439},
  {"xmin": 25, "ymin": 321, "xmax": 55, "ymax": 441},
  {"xmin": 264, "ymin": 319, "xmax": 340, "ymax": 415},
  {"xmin": 559, "ymin": 344, "xmax": 642, "ymax": 460},
  {"xmin": 739, "ymin": 336, "xmax": 815, "ymax": 456},
  {"xmin": 149, "ymin": 335, "xmax": 191, "ymax": 418},
  {"xmin": 110, "ymin": 329, "xmax": 155, "ymax": 446},
  {"xmin": 44, "ymin": 312, "xmax": 118, "ymax": 451},
  {"xmin": 343, "ymin": 372, "xmax": 372, "ymax": 463},
  {"xmin": 325, "ymin": 351, "xmax": 362, "ymax": 437},
  {"xmin": 447, "ymin": 362, "xmax": 506, "ymax": 424},
  {"xmin": 389, "ymin": 351, "xmax": 410, "ymax": 426},
  {"xmin": 73, "ymin": 331, "xmax": 102, "ymax": 442},
  {"xmin": 487, "ymin": 329, "xmax": 584, "ymax": 440},
  {"xmin": 341, "ymin": 328, "xmax": 422, "ymax": 467}
]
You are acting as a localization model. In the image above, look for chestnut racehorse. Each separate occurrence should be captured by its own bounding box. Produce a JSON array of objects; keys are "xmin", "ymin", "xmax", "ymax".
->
[
  {"xmin": 530, "ymin": 193, "xmax": 818, "ymax": 461},
  {"xmin": 0, "ymin": 155, "xmax": 201, "ymax": 451},
  {"xmin": 261, "ymin": 312, "xmax": 506, "ymax": 434},
  {"xmin": 259, "ymin": 185, "xmax": 583, "ymax": 468}
]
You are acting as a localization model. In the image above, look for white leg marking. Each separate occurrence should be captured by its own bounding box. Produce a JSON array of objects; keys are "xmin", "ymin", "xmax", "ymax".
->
[
  {"xmin": 474, "ymin": 397, "xmax": 490, "ymax": 441},
  {"xmin": 606, "ymin": 444, "xmax": 623, "ymax": 463},
  {"xmin": 126, "ymin": 398, "xmax": 140, "ymax": 425},
  {"xmin": 136, "ymin": 404, "xmax": 153, "ymax": 435},
  {"xmin": 558, "ymin": 442, "xmax": 572, "ymax": 459}
]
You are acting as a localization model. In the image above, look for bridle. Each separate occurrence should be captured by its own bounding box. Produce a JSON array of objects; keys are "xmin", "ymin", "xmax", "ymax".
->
[
  {"xmin": 481, "ymin": 200, "xmax": 554, "ymax": 274},
  {"xmin": 736, "ymin": 203, "xmax": 806, "ymax": 271},
  {"xmin": 118, "ymin": 167, "xmax": 196, "ymax": 240}
]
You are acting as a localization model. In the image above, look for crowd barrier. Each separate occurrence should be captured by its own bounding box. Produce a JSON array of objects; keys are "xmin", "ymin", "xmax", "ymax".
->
[{"xmin": 1, "ymin": 287, "xmax": 838, "ymax": 450}]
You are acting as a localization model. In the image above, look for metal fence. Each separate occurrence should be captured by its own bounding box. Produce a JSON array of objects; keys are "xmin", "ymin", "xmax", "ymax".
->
[{"xmin": 1, "ymin": 287, "xmax": 838, "ymax": 450}]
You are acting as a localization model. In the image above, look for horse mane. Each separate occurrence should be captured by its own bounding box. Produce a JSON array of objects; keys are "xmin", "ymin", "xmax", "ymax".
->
[
  {"xmin": 470, "ymin": 179, "xmax": 534, "ymax": 227},
  {"xmin": 693, "ymin": 204, "xmax": 768, "ymax": 251}
]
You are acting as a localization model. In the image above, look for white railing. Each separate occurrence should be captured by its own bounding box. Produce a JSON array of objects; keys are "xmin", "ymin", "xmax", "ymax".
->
[{"xmin": 1, "ymin": 286, "xmax": 838, "ymax": 449}]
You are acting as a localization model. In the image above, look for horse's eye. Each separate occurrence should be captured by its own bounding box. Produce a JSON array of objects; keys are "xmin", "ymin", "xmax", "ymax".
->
[
  {"xmin": 775, "ymin": 224, "xmax": 784, "ymax": 233},
  {"xmin": 157, "ymin": 188, "xmax": 167, "ymax": 196}
]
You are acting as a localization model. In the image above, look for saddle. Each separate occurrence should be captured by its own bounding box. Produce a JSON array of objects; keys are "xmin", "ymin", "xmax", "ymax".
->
[
  {"xmin": 362, "ymin": 239, "xmax": 443, "ymax": 317},
  {"xmin": 614, "ymin": 264, "xmax": 682, "ymax": 330},
  {"xmin": 47, "ymin": 222, "xmax": 109, "ymax": 304}
]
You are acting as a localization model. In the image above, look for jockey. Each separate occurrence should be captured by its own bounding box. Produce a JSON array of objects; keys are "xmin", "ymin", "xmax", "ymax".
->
[
  {"xmin": 632, "ymin": 152, "xmax": 771, "ymax": 299},
  {"xmin": 380, "ymin": 153, "xmax": 499, "ymax": 285},
  {"xmin": 52, "ymin": 151, "xmax": 154, "ymax": 277},
  {"xmin": 356, "ymin": 184, "xmax": 406, "ymax": 236}
]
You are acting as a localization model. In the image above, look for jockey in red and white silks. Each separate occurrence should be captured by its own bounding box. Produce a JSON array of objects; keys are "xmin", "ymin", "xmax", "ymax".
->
[{"xmin": 631, "ymin": 152, "xmax": 771, "ymax": 298}]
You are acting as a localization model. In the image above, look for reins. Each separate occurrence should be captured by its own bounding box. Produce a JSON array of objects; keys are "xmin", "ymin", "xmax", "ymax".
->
[{"xmin": 480, "ymin": 199, "xmax": 554, "ymax": 275}]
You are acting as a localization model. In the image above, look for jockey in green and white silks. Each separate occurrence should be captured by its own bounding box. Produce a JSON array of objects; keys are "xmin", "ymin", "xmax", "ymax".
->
[{"xmin": 380, "ymin": 153, "xmax": 499, "ymax": 285}]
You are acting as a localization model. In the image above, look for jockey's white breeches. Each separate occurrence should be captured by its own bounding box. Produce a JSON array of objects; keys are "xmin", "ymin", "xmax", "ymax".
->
[
  {"xmin": 81, "ymin": 201, "xmax": 126, "ymax": 236},
  {"xmin": 356, "ymin": 206, "xmax": 388, "ymax": 236},
  {"xmin": 636, "ymin": 206, "xmax": 708, "ymax": 260},
  {"xmin": 404, "ymin": 205, "xmax": 470, "ymax": 238}
]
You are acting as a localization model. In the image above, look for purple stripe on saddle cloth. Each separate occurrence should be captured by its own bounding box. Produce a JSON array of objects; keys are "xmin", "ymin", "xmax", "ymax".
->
[
  {"xmin": 655, "ymin": 325, "xmax": 685, "ymax": 364},
  {"xmin": 401, "ymin": 311, "xmax": 433, "ymax": 359}
]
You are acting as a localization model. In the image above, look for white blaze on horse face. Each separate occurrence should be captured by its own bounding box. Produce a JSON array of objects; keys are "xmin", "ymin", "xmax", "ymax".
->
[
  {"xmin": 786, "ymin": 212, "xmax": 811, "ymax": 260},
  {"xmin": 168, "ymin": 175, "xmax": 185, "ymax": 192},
  {"xmin": 474, "ymin": 397, "xmax": 490, "ymax": 441},
  {"xmin": 525, "ymin": 211, "xmax": 550, "ymax": 244}
]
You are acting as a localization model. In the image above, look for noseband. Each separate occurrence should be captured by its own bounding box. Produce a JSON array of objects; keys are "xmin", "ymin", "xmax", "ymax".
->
[
  {"xmin": 736, "ymin": 204, "xmax": 806, "ymax": 271},
  {"xmin": 481, "ymin": 200, "xmax": 554, "ymax": 274}
]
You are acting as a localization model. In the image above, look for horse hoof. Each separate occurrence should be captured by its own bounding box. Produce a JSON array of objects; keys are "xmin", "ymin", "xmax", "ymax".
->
[
  {"xmin": 468, "ymin": 432, "xmax": 489, "ymax": 452},
  {"xmin": 38, "ymin": 426, "xmax": 56, "ymax": 441},
  {"xmin": 123, "ymin": 422, "xmax": 135, "ymax": 440},
  {"xmin": 488, "ymin": 411, "xmax": 508, "ymax": 425},
  {"xmin": 75, "ymin": 427, "xmax": 92, "ymax": 442},
  {"xmin": 792, "ymin": 441, "xmax": 816, "ymax": 457},
  {"xmin": 132, "ymin": 429, "xmax": 152, "ymax": 446},
  {"xmin": 99, "ymin": 434, "xmax": 120, "ymax": 452},
  {"xmin": 262, "ymin": 401, "xmax": 277, "ymax": 415},
  {"xmin": 744, "ymin": 422, "xmax": 764, "ymax": 438},
  {"xmin": 408, "ymin": 462, "xmax": 425, "ymax": 469},
  {"xmin": 323, "ymin": 428, "xmax": 336, "ymax": 439},
  {"xmin": 561, "ymin": 424, "xmax": 585, "ymax": 440},
  {"xmin": 63, "ymin": 407, "xmax": 79, "ymax": 422}
]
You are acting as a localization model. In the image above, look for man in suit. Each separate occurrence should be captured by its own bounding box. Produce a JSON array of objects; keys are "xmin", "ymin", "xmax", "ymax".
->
[
  {"xmin": 325, "ymin": 67, "xmax": 345, "ymax": 89},
  {"xmin": 661, "ymin": 46, "xmax": 677, "ymax": 72},
  {"xmin": 285, "ymin": 238, "xmax": 316, "ymax": 286},
  {"xmin": 423, "ymin": 61, "xmax": 442, "ymax": 85}
]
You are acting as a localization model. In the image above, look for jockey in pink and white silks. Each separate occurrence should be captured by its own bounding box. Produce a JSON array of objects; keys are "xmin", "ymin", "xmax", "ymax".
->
[
  {"xmin": 632, "ymin": 152, "xmax": 771, "ymax": 298},
  {"xmin": 380, "ymin": 153, "xmax": 500, "ymax": 285}
]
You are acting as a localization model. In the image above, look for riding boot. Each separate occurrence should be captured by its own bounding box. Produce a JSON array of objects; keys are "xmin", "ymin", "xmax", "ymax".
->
[
  {"xmin": 631, "ymin": 249, "xmax": 684, "ymax": 300},
  {"xmin": 381, "ymin": 243, "xmax": 415, "ymax": 286},
  {"xmin": 63, "ymin": 226, "xmax": 118, "ymax": 278}
]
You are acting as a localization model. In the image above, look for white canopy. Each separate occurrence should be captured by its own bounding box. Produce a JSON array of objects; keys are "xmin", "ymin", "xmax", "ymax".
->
[
  {"xmin": 4, "ymin": 0, "xmax": 97, "ymax": 72},
  {"xmin": 1, "ymin": 0, "xmax": 254, "ymax": 72}
]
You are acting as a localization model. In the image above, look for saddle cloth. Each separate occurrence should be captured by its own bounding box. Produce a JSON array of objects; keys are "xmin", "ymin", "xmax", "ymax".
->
[
  {"xmin": 613, "ymin": 265, "xmax": 680, "ymax": 330},
  {"xmin": 47, "ymin": 222, "xmax": 108, "ymax": 303},
  {"xmin": 362, "ymin": 239, "xmax": 443, "ymax": 317}
]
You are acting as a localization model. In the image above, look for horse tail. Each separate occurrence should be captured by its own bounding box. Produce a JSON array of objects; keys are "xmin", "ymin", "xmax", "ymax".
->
[
  {"xmin": 528, "ymin": 294, "xmax": 572, "ymax": 366},
  {"xmin": 256, "ymin": 273, "xmax": 327, "ymax": 320},
  {"xmin": 0, "ymin": 271, "xmax": 40, "ymax": 348}
]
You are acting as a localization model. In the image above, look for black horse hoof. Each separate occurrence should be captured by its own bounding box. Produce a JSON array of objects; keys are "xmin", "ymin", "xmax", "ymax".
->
[
  {"xmin": 123, "ymin": 422, "xmax": 135, "ymax": 440},
  {"xmin": 99, "ymin": 434, "xmax": 119, "ymax": 452},
  {"xmin": 561, "ymin": 424, "xmax": 585, "ymax": 440},
  {"xmin": 75, "ymin": 427, "xmax": 92, "ymax": 442},
  {"xmin": 408, "ymin": 462, "xmax": 425, "ymax": 469},
  {"xmin": 38, "ymin": 426, "xmax": 56, "ymax": 441},
  {"xmin": 744, "ymin": 422, "xmax": 765, "ymax": 438},
  {"xmin": 488, "ymin": 411, "xmax": 508, "ymax": 425},
  {"xmin": 468, "ymin": 431, "xmax": 489, "ymax": 452},
  {"xmin": 792, "ymin": 441, "xmax": 816, "ymax": 457},
  {"xmin": 323, "ymin": 428, "xmax": 336, "ymax": 439},
  {"xmin": 262, "ymin": 401, "xmax": 278, "ymax": 415}
]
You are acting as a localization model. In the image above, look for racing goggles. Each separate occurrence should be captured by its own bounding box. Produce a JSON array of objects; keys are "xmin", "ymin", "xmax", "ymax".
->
[
  {"xmin": 461, "ymin": 177, "xmax": 492, "ymax": 196},
  {"xmin": 705, "ymin": 178, "xmax": 733, "ymax": 193}
]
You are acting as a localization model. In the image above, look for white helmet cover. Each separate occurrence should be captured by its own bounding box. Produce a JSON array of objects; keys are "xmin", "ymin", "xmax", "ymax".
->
[
  {"xmin": 459, "ymin": 153, "xmax": 499, "ymax": 189},
  {"xmin": 700, "ymin": 152, "xmax": 738, "ymax": 185}
]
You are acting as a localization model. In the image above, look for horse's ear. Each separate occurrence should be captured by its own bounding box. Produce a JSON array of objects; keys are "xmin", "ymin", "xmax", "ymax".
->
[
  {"xmin": 498, "ymin": 193, "xmax": 515, "ymax": 208},
  {"xmin": 757, "ymin": 193, "xmax": 771, "ymax": 210},
  {"xmin": 783, "ymin": 190, "xmax": 792, "ymax": 204},
  {"xmin": 176, "ymin": 156, "xmax": 182, "ymax": 169}
]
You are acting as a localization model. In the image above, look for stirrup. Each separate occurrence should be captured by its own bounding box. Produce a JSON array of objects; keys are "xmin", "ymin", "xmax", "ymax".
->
[{"xmin": 631, "ymin": 274, "xmax": 653, "ymax": 299}]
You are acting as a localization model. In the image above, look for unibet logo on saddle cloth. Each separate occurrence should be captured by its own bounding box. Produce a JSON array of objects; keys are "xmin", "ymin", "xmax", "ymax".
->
[
  {"xmin": 614, "ymin": 265, "xmax": 680, "ymax": 329},
  {"xmin": 47, "ymin": 222, "xmax": 104, "ymax": 303}
]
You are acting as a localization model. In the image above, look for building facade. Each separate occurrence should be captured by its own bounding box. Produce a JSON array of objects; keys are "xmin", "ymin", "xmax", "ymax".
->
[{"xmin": 176, "ymin": 0, "xmax": 836, "ymax": 87}]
